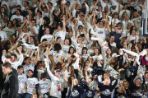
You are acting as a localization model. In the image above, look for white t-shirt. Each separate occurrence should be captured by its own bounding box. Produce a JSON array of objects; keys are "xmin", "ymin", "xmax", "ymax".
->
[
  {"xmin": 94, "ymin": 27, "xmax": 106, "ymax": 40},
  {"xmin": 23, "ymin": 64, "xmax": 35, "ymax": 75},
  {"xmin": 50, "ymin": 50, "xmax": 64, "ymax": 63},
  {"xmin": 54, "ymin": 31, "xmax": 67, "ymax": 41},
  {"xmin": 0, "ymin": 31, "xmax": 8, "ymax": 41},
  {"xmin": 38, "ymin": 79, "xmax": 51, "ymax": 94},
  {"xmin": 18, "ymin": 74, "xmax": 27, "ymax": 94},
  {"xmin": 40, "ymin": 34, "xmax": 53, "ymax": 42},
  {"xmin": 26, "ymin": 77, "xmax": 38, "ymax": 94},
  {"xmin": 47, "ymin": 69, "xmax": 63, "ymax": 98},
  {"xmin": 11, "ymin": 15, "xmax": 23, "ymax": 22},
  {"xmin": 62, "ymin": 45, "xmax": 70, "ymax": 53}
]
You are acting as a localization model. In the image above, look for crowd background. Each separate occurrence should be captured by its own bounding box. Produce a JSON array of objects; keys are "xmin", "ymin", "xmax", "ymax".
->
[{"xmin": 0, "ymin": 0, "xmax": 148, "ymax": 98}]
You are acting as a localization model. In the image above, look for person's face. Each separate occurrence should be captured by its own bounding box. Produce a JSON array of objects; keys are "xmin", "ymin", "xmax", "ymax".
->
[
  {"xmin": 131, "ymin": 30, "xmax": 136, "ymax": 35},
  {"xmin": 55, "ymin": 71, "xmax": 61, "ymax": 78},
  {"xmin": 70, "ymin": 48, "xmax": 74, "ymax": 54},
  {"xmin": 64, "ymin": 39, "xmax": 70, "ymax": 45},
  {"xmin": 145, "ymin": 73, "xmax": 148, "ymax": 79},
  {"xmin": 106, "ymin": 48, "xmax": 111, "ymax": 55},
  {"xmin": 31, "ymin": 20, "xmax": 36, "ymax": 26},
  {"xmin": 17, "ymin": 68, "xmax": 24, "ymax": 74},
  {"xmin": 11, "ymin": 56, "xmax": 16, "ymax": 62},
  {"xmin": 56, "ymin": 38, "xmax": 62, "ymax": 43},
  {"xmin": 115, "ymin": 26, "xmax": 122, "ymax": 33},
  {"xmin": 103, "ymin": 73, "xmax": 110, "ymax": 79},
  {"xmin": 42, "ymin": 77, "xmax": 46, "ymax": 81},
  {"xmin": 133, "ymin": 12, "xmax": 139, "ymax": 18},
  {"xmin": 16, "ymin": 10, "xmax": 20, "ymax": 15},
  {"xmin": 2, "ymin": 66, "xmax": 9, "ymax": 75},
  {"xmin": 123, "ymin": 81, "xmax": 129, "ymax": 89},
  {"xmin": 79, "ymin": 13, "xmax": 85, "ymax": 19},
  {"xmin": 98, "ymin": 21, "xmax": 104, "ymax": 27},
  {"xmin": 1, "ymin": 7, "xmax": 5, "ymax": 13},
  {"xmin": 48, "ymin": 3, "xmax": 53, "ymax": 10},
  {"xmin": 82, "ymin": 49, "xmax": 87, "ymax": 54},
  {"xmin": 27, "ymin": 70, "xmax": 33, "ymax": 77},
  {"xmin": 17, "ymin": 27, "xmax": 22, "ymax": 33},
  {"xmin": 100, "ymin": 59, "xmax": 104, "ymax": 65},
  {"xmin": 45, "ymin": 28, "xmax": 50, "ymax": 34},
  {"xmin": 110, "ymin": 36, "xmax": 115, "ymax": 42},
  {"xmin": 114, "ymin": 14, "xmax": 118, "ymax": 18},
  {"xmin": 25, "ymin": 58, "xmax": 31, "ymax": 65},
  {"xmin": 30, "ymin": 37, "xmax": 34, "ymax": 43},
  {"xmin": 77, "ymin": 37, "xmax": 82, "ymax": 43},
  {"xmin": 94, "ymin": 48, "xmax": 99, "ymax": 55},
  {"xmin": 78, "ymin": 27, "xmax": 83, "ymax": 32},
  {"xmin": 85, "ymin": 60, "xmax": 90, "ymax": 66},
  {"xmin": 135, "ymin": 79, "xmax": 141, "ymax": 87}
]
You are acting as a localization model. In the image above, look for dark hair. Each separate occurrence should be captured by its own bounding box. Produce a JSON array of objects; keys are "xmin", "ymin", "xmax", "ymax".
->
[
  {"xmin": 11, "ymin": 53, "xmax": 17, "ymax": 59},
  {"xmin": 48, "ymin": 1, "xmax": 53, "ymax": 6},
  {"xmin": 68, "ymin": 46, "xmax": 76, "ymax": 54},
  {"xmin": 54, "ymin": 43, "xmax": 62, "ymax": 52},
  {"xmin": 64, "ymin": 37, "xmax": 72, "ymax": 45},
  {"xmin": 17, "ymin": 65, "xmax": 23, "ymax": 69},
  {"xmin": 2, "ymin": 62, "xmax": 12, "ymax": 68},
  {"xmin": 82, "ymin": 47, "xmax": 88, "ymax": 54},
  {"xmin": 28, "ymin": 69, "xmax": 34, "ymax": 73},
  {"xmin": 41, "ymin": 73, "xmax": 47, "ymax": 79}
]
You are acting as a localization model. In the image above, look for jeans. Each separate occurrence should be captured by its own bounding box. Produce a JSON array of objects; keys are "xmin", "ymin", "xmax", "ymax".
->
[
  {"xmin": 49, "ymin": 96, "xmax": 58, "ymax": 98},
  {"xmin": 25, "ymin": 93, "xmax": 32, "ymax": 98},
  {"xmin": 18, "ymin": 93, "xmax": 25, "ymax": 98}
]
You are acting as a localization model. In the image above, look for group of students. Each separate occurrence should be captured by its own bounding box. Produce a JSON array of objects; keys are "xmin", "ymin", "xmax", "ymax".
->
[{"xmin": 0, "ymin": 0, "xmax": 148, "ymax": 98}]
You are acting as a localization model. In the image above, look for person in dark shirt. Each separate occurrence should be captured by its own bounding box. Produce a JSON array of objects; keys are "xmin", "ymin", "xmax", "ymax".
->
[
  {"xmin": 110, "ymin": 23, "xmax": 123, "ymax": 49},
  {"xmin": 1, "ymin": 62, "xmax": 18, "ymax": 98},
  {"xmin": 98, "ymin": 72, "xmax": 118, "ymax": 98}
]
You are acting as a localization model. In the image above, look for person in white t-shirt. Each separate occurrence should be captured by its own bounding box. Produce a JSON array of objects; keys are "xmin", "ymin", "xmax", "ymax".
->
[
  {"xmin": 17, "ymin": 65, "xmax": 27, "ymax": 98},
  {"xmin": 10, "ymin": 9, "xmax": 23, "ymax": 23},
  {"xmin": 25, "ymin": 70, "xmax": 38, "ymax": 98},
  {"xmin": 46, "ymin": 64, "xmax": 64, "ymax": 98},
  {"xmin": 40, "ymin": 27, "xmax": 53, "ymax": 42},
  {"xmin": 0, "ymin": 25, "xmax": 8, "ymax": 41},
  {"xmin": 23, "ymin": 57, "xmax": 35, "ymax": 75},
  {"xmin": 54, "ymin": 22, "xmax": 67, "ymax": 41},
  {"xmin": 38, "ymin": 73, "xmax": 51, "ymax": 98}
]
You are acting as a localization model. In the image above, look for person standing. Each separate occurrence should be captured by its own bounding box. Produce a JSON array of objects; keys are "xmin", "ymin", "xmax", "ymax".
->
[{"xmin": 1, "ymin": 62, "xmax": 18, "ymax": 98}]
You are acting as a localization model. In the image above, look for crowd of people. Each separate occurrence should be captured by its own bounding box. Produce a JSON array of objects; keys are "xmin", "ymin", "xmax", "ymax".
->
[{"xmin": 0, "ymin": 0, "xmax": 148, "ymax": 98}]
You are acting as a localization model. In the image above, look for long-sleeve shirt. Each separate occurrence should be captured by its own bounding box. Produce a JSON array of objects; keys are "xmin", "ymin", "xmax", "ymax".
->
[
  {"xmin": 46, "ymin": 66, "xmax": 63, "ymax": 98},
  {"xmin": 1, "ymin": 69, "xmax": 18, "ymax": 98},
  {"xmin": 2, "ymin": 53, "xmax": 24, "ymax": 69}
]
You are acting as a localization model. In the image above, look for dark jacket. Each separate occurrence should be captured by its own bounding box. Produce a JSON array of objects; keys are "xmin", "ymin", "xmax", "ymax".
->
[{"xmin": 1, "ymin": 69, "xmax": 18, "ymax": 98}]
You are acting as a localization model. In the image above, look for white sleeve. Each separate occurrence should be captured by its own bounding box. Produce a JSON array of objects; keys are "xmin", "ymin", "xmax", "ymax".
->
[
  {"xmin": 46, "ymin": 64, "xmax": 59, "ymax": 81},
  {"xmin": 23, "ymin": 42, "xmax": 38, "ymax": 50},
  {"xmin": 72, "ymin": 53, "xmax": 80, "ymax": 69},
  {"xmin": 85, "ymin": 3, "xmax": 89, "ymax": 15},
  {"xmin": 1, "ymin": 54, "xmax": 6, "ymax": 63},
  {"xmin": 110, "ymin": 0, "xmax": 118, "ymax": 6},
  {"xmin": 122, "ymin": 48, "xmax": 140, "ymax": 65},
  {"xmin": 91, "ymin": 36, "xmax": 104, "ymax": 46},
  {"xmin": 16, "ymin": 53, "xmax": 24, "ymax": 66},
  {"xmin": 98, "ymin": 75, "xmax": 102, "ymax": 82},
  {"xmin": 122, "ymin": 49, "xmax": 139, "ymax": 57},
  {"xmin": 44, "ymin": 58, "xmax": 50, "ymax": 70},
  {"xmin": 10, "ymin": 15, "xmax": 14, "ymax": 21},
  {"xmin": 139, "ymin": 49, "xmax": 147, "ymax": 56}
]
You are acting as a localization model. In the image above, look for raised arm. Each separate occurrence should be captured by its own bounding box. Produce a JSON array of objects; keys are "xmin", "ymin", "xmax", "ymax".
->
[
  {"xmin": 45, "ymin": 62, "xmax": 59, "ymax": 81},
  {"xmin": 121, "ymin": 48, "xmax": 140, "ymax": 65}
]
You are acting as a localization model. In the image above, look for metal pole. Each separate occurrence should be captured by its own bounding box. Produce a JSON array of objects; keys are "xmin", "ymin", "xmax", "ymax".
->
[{"xmin": 145, "ymin": 0, "xmax": 148, "ymax": 35}]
